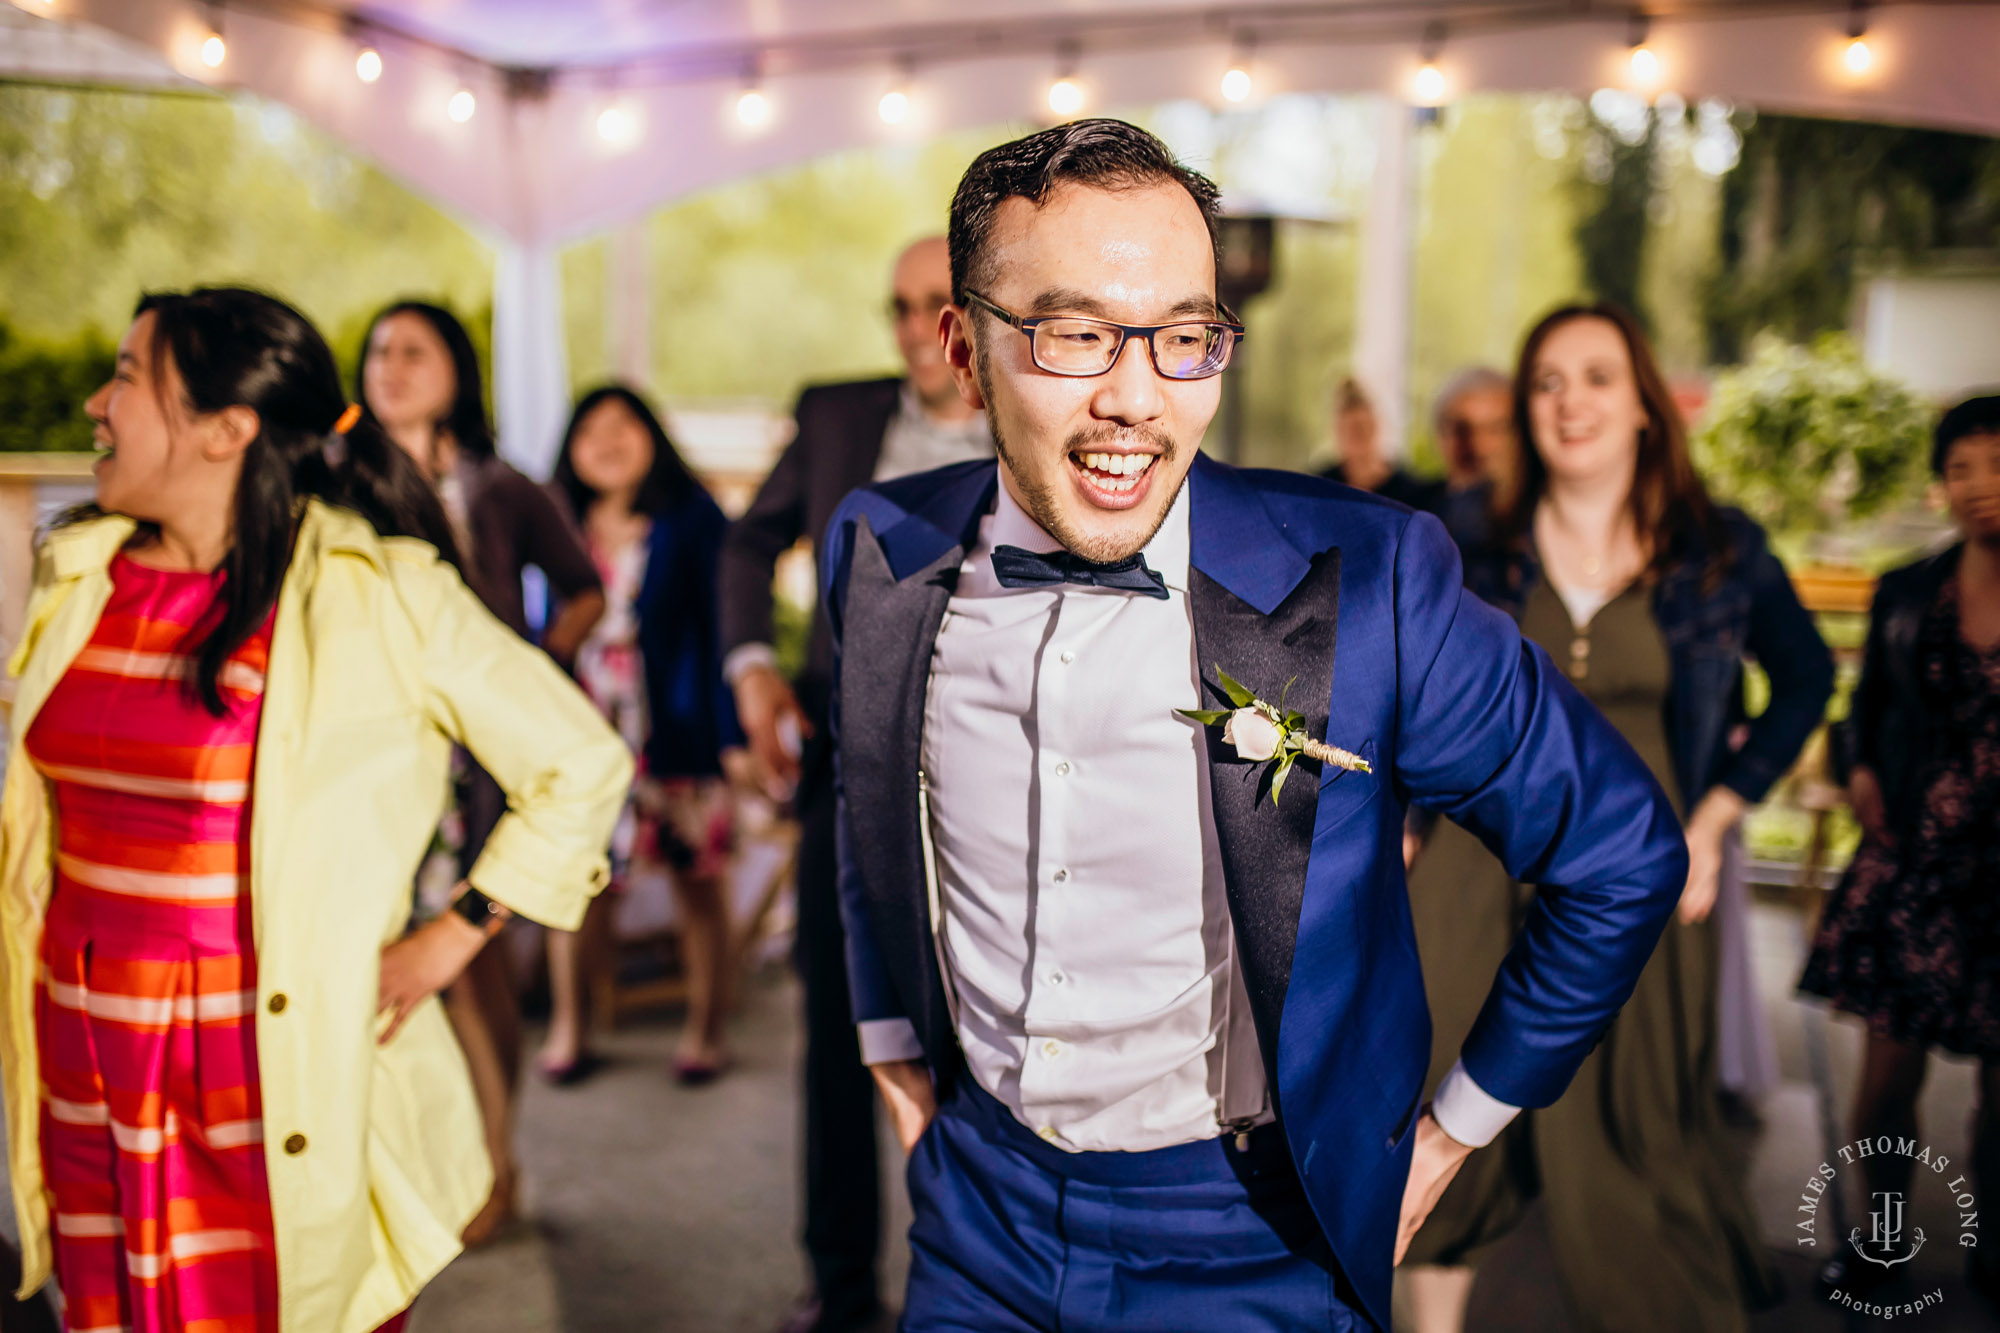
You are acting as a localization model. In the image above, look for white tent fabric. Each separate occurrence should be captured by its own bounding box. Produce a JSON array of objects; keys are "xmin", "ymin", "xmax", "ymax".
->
[
  {"xmin": 20, "ymin": 1, "xmax": 2000, "ymax": 248},
  {"xmin": 10, "ymin": 0, "xmax": 2000, "ymax": 464}
]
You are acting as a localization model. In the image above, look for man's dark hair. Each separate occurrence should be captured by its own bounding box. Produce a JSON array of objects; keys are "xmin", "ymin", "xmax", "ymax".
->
[
  {"xmin": 947, "ymin": 118, "xmax": 1222, "ymax": 307},
  {"xmin": 1933, "ymin": 393, "xmax": 2000, "ymax": 475}
]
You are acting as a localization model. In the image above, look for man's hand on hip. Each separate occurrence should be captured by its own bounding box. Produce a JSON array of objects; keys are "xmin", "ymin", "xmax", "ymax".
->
[
  {"xmin": 732, "ymin": 662, "xmax": 810, "ymax": 797},
  {"xmin": 1395, "ymin": 1110, "xmax": 1477, "ymax": 1264},
  {"xmin": 871, "ymin": 1060, "xmax": 938, "ymax": 1155}
]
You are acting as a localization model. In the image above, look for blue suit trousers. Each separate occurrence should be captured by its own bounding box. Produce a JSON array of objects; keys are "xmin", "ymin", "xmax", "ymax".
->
[{"xmin": 902, "ymin": 1079, "xmax": 1365, "ymax": 1332}]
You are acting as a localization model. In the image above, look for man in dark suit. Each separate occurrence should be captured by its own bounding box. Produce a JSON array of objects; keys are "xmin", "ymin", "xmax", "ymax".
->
[
  {"xmin": 720, "ymin": 236, "xmax": 993, "ymax": 1333},
  {"xmin": 822, "ymin": 119, "xmax": 1686, "ymax": 1332}
]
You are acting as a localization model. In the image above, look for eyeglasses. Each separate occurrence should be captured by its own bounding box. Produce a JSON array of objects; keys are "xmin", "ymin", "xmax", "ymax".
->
[{"xmin": 962, "ymin": 290, "xmax": 1244, "ymax": 381}]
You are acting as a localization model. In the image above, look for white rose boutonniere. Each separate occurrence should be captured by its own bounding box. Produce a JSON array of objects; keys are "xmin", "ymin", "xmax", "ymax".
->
[{"xmin": 1178, "ymin": 665, "xmax": 1372, "ymax": 805}]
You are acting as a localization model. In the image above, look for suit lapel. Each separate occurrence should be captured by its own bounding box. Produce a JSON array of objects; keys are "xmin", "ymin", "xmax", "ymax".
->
[
  {"xmin": 835, "ymin": 463, "xmax": 997, "ymax": 1064},
  {"xmin": 1187, "ymin": 457, "xmax": 1343, "ymax": 1073}
]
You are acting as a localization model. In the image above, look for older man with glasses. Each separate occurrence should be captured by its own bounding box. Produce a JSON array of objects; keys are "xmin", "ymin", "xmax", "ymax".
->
[{"xmin": 820, "ymin": 118, "xmax": 1688, "ymax": 1332}]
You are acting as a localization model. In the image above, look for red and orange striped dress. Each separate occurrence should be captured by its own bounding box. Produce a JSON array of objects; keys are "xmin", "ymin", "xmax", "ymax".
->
[{"xmin": 24, "ymin": 555, "xmax": 407, "ymax": 1333}]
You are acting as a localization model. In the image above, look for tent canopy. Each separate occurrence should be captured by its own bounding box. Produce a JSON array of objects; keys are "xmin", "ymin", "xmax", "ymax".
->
[{"xmin": 13, "ymin": 1, "xmax": 2000, "ymax": 246}]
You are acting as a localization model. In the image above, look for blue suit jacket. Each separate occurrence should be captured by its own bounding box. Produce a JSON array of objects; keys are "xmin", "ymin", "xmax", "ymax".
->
[{"xmin": 822, "ymin": 454, "xmax": 1686, "ymax": 1331}]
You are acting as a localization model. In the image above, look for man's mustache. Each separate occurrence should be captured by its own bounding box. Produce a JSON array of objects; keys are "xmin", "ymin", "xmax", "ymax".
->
[{"xmin": 1061, "ymin": 424, "xmax": 1176, "ymax": 455}]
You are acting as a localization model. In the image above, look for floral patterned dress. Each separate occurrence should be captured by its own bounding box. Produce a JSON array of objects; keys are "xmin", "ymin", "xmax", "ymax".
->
[
  {"xmin": 576, "ymin": 528, "xmax": 731, "ymax": 884},
  {"xmin": 1802, "ymin": 577, "xmax": 2000, "ymax": 1057}
]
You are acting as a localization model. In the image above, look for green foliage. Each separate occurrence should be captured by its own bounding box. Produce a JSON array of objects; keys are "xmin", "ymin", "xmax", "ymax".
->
[
  {"xmin": 1572, "ymin": 108, "xmax": 1656, "ymax": 319},
  {"xmin": 1704, "ymin": 114, "xmax": 2000, "ymax": 363},
  {"xmin": 1693, "ymin": 331, "xmax": 1933, "ymax": 538},
  {"xmin": 0, "ymin": 320, "xmax": 111, "ymax": 451},
  {"xmin": 1409, "ymin": 97, "xmax": 1590, "ymax": 472},
  {"xmin": 0, "ymin": 83, "xmax": 491, "ymax": 374}
]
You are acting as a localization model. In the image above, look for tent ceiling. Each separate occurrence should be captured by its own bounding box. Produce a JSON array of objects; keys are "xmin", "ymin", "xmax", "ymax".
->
[{"xmin": 9, "ymin": 1, "xmax": 2000, "ymax": 244}]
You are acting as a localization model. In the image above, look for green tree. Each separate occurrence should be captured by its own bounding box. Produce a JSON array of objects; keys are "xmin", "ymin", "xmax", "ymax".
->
[
  {"xmin": 0, "ymin": 82, "xmax": 491, "ymax": 378},
  {"xmin": 0, "ymin": 320, "xmax": 112, "ymax": 451},
  {"xmin": 1704, "ymin": 114, "xmax": 2000, "ymax": 362}
]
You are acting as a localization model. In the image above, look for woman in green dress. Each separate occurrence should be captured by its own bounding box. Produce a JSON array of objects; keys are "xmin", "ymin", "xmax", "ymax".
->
[{"xmin": 1401, "ymin": 303, "xmax": 1833, "ymax": 1332}]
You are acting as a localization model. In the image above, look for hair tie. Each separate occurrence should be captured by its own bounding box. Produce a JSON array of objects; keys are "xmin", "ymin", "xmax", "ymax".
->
[{"xmin": 332, "ymin": 403, "xmax": 362, "ymax": 435}]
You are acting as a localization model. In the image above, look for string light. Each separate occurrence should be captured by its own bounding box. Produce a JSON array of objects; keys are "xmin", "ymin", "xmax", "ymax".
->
[
  {"xmin": 1844, "ymin": 2, "xmax": 1874, "ymax": 74},
  {"xmin": 1412, "ymin": 22, "xmax": 1447, "ymax": 106},
  {"xmin": 200, "ymin": 31, "xmax": 226, "ymax": 68},
  {"xmin": 1220, "ymin": 32, "xmax": 1254, "ymax": 104},
  {"xmin": 1627, "ymin": 13, "xmax": 1659, "ymax": 86},
  {"xmin": 355, "ymin": 46, "xmax": 383, "ymax": 83},
  {"xmin": 448, "ymin": 88, "xmax": 476, "ymax": 123},
  {"xmin": 879, "ymin": 87, "xmax": 909, "ymax": 124},
  {"xmin": 596, "ymin": 101, "xmax": 639, "ymax": 148},
  {"xmin": 1046, "ymin": 43, "xmax": 1084, "ymax": 118},
  {"xmin": 737, "ymin": 86, "xmax": 771, "ymax": 128}
]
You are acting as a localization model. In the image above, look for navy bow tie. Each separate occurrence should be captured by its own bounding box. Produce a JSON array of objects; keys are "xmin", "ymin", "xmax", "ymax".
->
[{"xmin": 989, "ymin": 544, "xmax": 1170, "ymax": 600}]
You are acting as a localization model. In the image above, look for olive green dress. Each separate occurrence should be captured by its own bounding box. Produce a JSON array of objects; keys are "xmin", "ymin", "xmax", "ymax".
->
[{"xmin": 1403, "ymin": 576, "xmax": 1782, "ymax": 1331}]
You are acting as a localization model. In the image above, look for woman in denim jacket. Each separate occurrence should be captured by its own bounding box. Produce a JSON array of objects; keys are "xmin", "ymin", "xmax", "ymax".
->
[
  {"xmin": 1402, "ymin": 303, "xmax": 1833, "ymax": 1333},
  {"xmin": 1802, "ymin": 396, "xmax": 2000, "ymax": 1302}
]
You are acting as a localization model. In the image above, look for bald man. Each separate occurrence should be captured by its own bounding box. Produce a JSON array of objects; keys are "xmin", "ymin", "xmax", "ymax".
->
[{"xmin": 720, "ymin": 236, "xmax": 994, "ymax": 1333}]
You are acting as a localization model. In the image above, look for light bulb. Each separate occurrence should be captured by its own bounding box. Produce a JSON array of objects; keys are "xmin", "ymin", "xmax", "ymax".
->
[
  {"xmin": 355, "ymin": 47, "xmax": 383, "ymax": 83},
  {"xmin": 1413, "ymin": 63, "xmax": 1445, "ymax": 105},
  {"xmin": 448, "ymin": 89, "xmax": 476, "ymax": 123},
  {"xmin": 200, "ymin": 33, "xmax": 226, "ymax": 68},
  {"xmin": 1220, "ymin": 66, "xmax": 1252, "ymax": 103},
  {"xmin": 596, "ymin": 104, "xmax": 637, "ymax": 146},
  {"xmin": 1845, "ymin": 36, "xmax": 1873, "ymax": 74},
  {"xmin": 879, "ymin": 88, "xmax": 910, "ymax": 125},
  {"xmin": 1629, "ymin": 44, "xmax": 1659, "ymax": 82},
  {"xmin": 736, "ymin": 87, "xmax": 771, "ymax": 128},
  {"xmin": 1047, "ymin": 77, "xmax": 1084, "ymax": 117}
]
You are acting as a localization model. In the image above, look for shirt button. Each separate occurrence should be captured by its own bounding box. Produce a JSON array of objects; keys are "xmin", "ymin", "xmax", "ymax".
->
[
  {"xmin": 1059, "ymin": 650, "xmax": 1076, "ymax": 665},
  {"xmin": 1571, "ymin": 637, "xmax": 1591, "ymax": 660},
  {"xmin": 267, "ymin": 993, "xmax": 288, "ymax": 1014},
  {"xmin": 1046, "ymin": 971, "xmax": 1066, "ymax": 986},
  {"xmin": 1042, "ymin": 1039, "xmax": 1064, "ymax": 1058},
  {"xmin": 1052, "ymin": 868, "xmax": 1069, "ymax": 883},
  {"xmin": 283, "ymin": 1134, "xmax": 308, "ymax": 1155},
  {"xmin": 1054, "ymin": 761, "xmax": 1071, "ymax": 777},
  {"xmin": 1037, "ymin": 1126, "xmax": 1058, "ymax": 1141}
]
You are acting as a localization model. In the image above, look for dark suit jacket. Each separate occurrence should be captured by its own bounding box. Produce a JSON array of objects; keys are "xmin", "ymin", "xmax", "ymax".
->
[
  {"xmin": 822, "ymin": 454, "xmax": 1687, "ymax": 1332},
  {"xmin": 1831, "ymin": 543, "xmax": 1962, "ymax": 830},
  {"xmin": 718, "ymin": 377, "xmax": 901, "ymax": 717}
]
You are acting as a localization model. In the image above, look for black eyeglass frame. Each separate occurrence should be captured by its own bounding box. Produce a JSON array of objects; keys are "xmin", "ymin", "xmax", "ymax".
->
[{"xmin": 961, "ymin": 290, "xmax": 1246, "ymax": 381}]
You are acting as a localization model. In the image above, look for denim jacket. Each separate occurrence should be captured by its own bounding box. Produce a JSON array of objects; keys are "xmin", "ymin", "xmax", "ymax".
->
[
  {"xmin": 1462, "ymin": 507, "xmax": 1835, "ymax": 809},
  {"xmin": 1830, "ymin": 543, "xmax": 1960, "ymax": 831}
]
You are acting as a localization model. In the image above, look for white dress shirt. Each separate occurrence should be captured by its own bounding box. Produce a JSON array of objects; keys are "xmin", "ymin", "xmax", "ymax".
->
[{"xmin": 857, "ymin": 467, "xmax": 1520, "ymax": 1152}]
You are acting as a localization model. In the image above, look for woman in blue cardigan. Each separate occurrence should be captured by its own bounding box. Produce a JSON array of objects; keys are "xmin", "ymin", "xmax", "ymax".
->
[
  {"xmin": 1403, "ymin": 303, "xmax": 1833, "ymax": 1332},
  {"xmin": 543, "ymin": 385, "xmax": 745, "ymax": 1084}
]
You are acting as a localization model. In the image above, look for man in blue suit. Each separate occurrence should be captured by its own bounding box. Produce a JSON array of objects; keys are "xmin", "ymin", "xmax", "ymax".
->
[{"xmin": 822, "ymin": 119, "xmax": 1687, "ymax": 1333}]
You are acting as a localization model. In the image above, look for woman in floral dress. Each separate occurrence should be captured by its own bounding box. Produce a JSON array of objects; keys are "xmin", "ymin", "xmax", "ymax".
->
[
  {"xmin": 1802, "ymin": 394, "xmax": 2000, "ymax": 1300},
  {"xmin": 542, "ymin": 386, "xmax": 743, "ymax": 1084}
]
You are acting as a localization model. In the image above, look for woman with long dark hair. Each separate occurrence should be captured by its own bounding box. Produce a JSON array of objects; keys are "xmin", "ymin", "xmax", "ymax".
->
[
  {"xmin": 1401, "ymin": 303, "xmax": 1831, "ymax": 1332},
  {"xmin": 542, "ymin": 386, "xmax": 743, "ymax": 1083},
  {"xmin": 0, "ymin": 288, "xmax": 627, "ymax": 1331},
  {"xmin": 356, "ymin": 299, "xmax": 604, "ymax": 1240},
  {"xmin": 1802, "ymin": 396, "xmax": 2000, "ymax": 1302}
]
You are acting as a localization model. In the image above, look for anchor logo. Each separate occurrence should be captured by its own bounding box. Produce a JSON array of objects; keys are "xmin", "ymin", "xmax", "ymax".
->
[{"xmin": 1849, "ymin": 1191, "xmax": 1927, "ymax": 1269}]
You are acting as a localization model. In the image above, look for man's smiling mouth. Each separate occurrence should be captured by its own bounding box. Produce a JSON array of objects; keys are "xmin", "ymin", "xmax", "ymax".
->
[{"xmin": 1071, "ymin": 450, "xmax": 1156, "ymax": 494}]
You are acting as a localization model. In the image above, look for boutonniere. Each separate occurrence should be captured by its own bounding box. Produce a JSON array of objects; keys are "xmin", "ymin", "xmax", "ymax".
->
[{"xmin": 1177, "ymin": 666, "xmax": 1371, "ymax": 805}]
